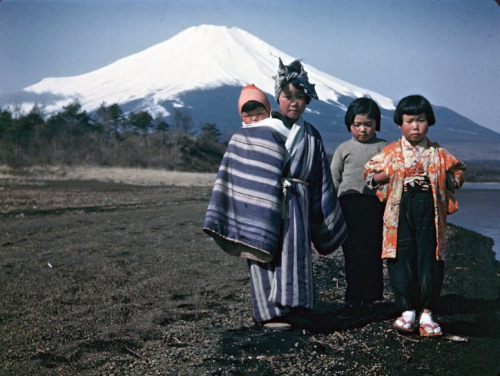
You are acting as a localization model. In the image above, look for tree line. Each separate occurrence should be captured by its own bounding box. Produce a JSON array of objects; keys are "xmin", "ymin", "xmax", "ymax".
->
[{"xmin": 0, "ymin": 101, "xmax": 226, "ymax": 171}]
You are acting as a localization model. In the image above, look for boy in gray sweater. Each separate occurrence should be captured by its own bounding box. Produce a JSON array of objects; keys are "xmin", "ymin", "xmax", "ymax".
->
[{"xmin": 330, "ymin": 97, "xmax": 387, "ymax": 308}]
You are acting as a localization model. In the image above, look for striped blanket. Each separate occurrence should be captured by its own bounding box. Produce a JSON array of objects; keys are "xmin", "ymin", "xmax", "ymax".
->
[
  {"xmin": 204, "ymin": 116, "xmax": 347, "ymax": 322},
  {"xmin": 203, "ymin": 118, "xmax": 290, "ymax": 263}
]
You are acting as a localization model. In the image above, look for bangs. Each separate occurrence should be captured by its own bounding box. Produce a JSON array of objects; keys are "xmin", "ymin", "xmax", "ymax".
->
[{"xmin": 394, "ymin": 95, "xmax": 435, "ymax": 125}]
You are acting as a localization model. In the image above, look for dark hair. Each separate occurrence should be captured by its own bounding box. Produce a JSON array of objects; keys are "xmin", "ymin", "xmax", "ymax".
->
[
  {"xmin": 241, "ymin": 100, "xmax": 267, "ymax": 113},
  {"xmin": 344, "ymin": 97, "xmax": 381, "ymax": 131},
  {"xmin": 394, "ymin": 94, "xmax": 436, "ymax": 126}
]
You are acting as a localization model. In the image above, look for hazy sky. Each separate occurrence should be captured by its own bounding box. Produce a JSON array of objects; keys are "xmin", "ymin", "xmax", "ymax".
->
[{"xmin": 1, "ymin": 0, "xmax": 499, "ymax": 133}]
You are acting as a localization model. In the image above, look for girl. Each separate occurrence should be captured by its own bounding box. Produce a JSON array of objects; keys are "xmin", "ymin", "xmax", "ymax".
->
[
  {"xmin": 249, "ymin": 58, "xmax": 347, "ymax": 328},
  {"xmin": 330, "ymin": 97, "xmax": 387, "ymax": 308},
  {"xmin": 365, "ymin": 94, "xmax": 466, "ymax": 336},
  {"xmin": 204, "ymin": 59, "xmax": 347, "ymax": 330}
]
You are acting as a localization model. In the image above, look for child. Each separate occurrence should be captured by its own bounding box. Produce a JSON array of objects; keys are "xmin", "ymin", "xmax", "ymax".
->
[
  {"xmin": 330, "ymin": 97, "xmax": 387, "ymax": 308},
  {"xmin": 364, "ymin": 94, "xmax": 466, "ymax": 336},
  {"xmin": 204, "ymin": 83, "xmax": 286, "ymax": 264},
  {"xmin": 204, "ymin": 60, "xmax": 347, "ymax": 330},
  {"xmin": 238, "ymin": 84, "xmax": 271, "ymax": 124}
]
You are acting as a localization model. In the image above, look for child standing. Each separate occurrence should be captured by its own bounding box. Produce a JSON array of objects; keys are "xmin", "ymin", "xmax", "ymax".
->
[
  {"xmin": 204, "ymin": 60, "xmax": 347, "ymax": 329},
  {"xmin": 364, "ymin": 94, "xmax": 466, "ymax": 336},
  {"xmin": 330, "ymin": 97, "xmax": 387, "ymax": 308}
]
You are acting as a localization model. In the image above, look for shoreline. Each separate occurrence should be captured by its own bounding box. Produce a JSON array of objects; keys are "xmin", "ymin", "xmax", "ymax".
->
[
  {"xmin": 461, "ymin": 182, "xmax": 500, "ymax": 190},
  {"xmin": 451, "ymin": 186, "xmax": 500, "ymax": 262}
]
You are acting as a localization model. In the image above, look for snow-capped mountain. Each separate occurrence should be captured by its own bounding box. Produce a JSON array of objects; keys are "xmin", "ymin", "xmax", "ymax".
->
[
  {"xmin": 24, "ymin": 24, "xmax": 394, "ymax": 115},
  {"xmin": 14, "ymin": 25, "xmax": 500, "ymax": 160}
]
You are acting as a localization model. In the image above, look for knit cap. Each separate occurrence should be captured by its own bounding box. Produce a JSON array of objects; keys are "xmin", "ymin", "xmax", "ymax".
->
[{"xmin": 238, "ymin": 84, "xmax": 271, "ymax": 115}]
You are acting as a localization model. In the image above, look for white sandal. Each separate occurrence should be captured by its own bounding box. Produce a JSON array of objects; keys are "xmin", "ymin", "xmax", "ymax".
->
[
  {"xmin": 393, "ymin": 316, "xmax": 416, "ymax": 333},
  {"xmin": 419, "ymin": 322, "xmax": 442, "ymax": 337}
]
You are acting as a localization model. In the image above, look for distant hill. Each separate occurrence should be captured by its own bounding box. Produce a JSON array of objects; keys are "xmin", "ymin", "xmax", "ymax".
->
[{"xmin": 5, "ymin": 24, "xmax": 500, "ymax": 162}]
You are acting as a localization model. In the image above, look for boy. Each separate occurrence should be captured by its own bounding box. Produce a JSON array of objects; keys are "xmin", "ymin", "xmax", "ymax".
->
[
  {"xmin": 330, "ymin": 97, "xmax": 387, "ymax": 308},
  {"xmin": 364, "ymin": 94, "xmax": 466, "ymax": 336}
]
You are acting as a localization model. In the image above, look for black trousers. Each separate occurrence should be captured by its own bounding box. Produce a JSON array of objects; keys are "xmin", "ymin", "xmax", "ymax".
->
[
  {"xmin": 387, "ymin": 189, "xmax": 444, "ymax": 312},
  {"xmin": 339, "ymin": 194, "xmax": 385, "ymax": 304}
]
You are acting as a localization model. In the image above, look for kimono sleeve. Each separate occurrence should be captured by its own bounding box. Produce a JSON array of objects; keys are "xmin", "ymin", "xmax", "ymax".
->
[{"xmin": 310, "ymin": 138, "xmax": 347, "ymax": 255}]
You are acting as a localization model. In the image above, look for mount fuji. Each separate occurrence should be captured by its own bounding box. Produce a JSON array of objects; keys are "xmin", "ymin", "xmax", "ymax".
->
[{"xmin": 14, "ymin": 25, "xmax": 500, "ymax": 160}]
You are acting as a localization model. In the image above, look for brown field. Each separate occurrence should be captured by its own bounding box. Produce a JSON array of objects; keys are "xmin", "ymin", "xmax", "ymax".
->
[{"xmin": 1, "ymin": 167, "xmax": 499, "ymax": 376}]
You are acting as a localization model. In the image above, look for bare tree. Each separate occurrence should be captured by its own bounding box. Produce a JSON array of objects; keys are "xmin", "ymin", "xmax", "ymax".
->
[{"xmin": 171, "ymin": 109, "xmax": 194, "ymax": 164}]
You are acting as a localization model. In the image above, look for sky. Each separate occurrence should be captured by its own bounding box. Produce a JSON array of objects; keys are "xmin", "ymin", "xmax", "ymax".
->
[{"xmin": 1, "ymin": 0, "xmax": 499, "ymax": 133}]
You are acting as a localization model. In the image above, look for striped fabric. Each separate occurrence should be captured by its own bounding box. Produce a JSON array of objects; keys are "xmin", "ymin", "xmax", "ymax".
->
[
  {"xmin": 203, "ymin": 118, "xmax": 290, "ymax": 263},
  {"xmin": 204, "ymin": 116, "xmax": 347, "ymax": 323},
  {"xmin": 248, "ymin": 117, "xmax": 347, "ymax": 322}
]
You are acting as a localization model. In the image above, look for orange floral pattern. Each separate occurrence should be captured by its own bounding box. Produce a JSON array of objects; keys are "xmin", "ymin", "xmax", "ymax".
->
[{"xmin": 364, "ymin": 137, "xmax": 466, "ymax": 260}]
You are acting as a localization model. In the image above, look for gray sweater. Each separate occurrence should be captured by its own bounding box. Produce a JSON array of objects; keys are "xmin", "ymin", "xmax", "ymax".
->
[{"xmin": 330, "ymin": 136, "xmax": 388, "ymax": 197}]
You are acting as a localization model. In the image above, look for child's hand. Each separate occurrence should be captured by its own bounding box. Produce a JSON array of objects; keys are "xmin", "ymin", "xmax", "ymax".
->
[
  {"xmin": 446, "ymin": 172, "xmax": 457, "ymax": 193},
  {"xmin": 373, "ymin": 171, "xmax": 389, "ymax": 185}
]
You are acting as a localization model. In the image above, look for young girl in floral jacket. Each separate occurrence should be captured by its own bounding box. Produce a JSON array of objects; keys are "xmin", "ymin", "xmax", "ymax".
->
[{"xmin": 364, "ymin": 94, "xmax": 466, "ymax": 336}]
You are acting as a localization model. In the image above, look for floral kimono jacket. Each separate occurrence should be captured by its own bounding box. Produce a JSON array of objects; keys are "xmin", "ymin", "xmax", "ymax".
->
[{"xmin": 364, "ymin": 137, "xmax": 466, "ymax": 260}]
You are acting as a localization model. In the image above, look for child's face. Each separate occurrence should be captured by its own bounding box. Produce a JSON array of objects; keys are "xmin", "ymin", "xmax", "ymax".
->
[
  {"xmin": 350, "ymin": 114, "xmax": 376, "ymax": 142},
  {"xmin": 399, "ymin": 113, "xmax": 429, "ymax": 145},
  {"xmin": 278, "ymin": 84, "xmax": 307, "ymax": 121},
  {"xmin": 241, "ymin": 108, "xmax": 269, "ymax": 124}
]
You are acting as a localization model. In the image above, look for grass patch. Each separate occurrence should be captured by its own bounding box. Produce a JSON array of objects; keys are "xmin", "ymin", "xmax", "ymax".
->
[{"xmin": 0, "ymin": 165, "xmax": 216, "ymax": 187}]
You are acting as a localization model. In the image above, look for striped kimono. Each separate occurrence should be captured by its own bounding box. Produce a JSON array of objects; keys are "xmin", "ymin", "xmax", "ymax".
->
[{"xmin": 204, "ymin": 116, "xmax": 347, "ymax": 322}]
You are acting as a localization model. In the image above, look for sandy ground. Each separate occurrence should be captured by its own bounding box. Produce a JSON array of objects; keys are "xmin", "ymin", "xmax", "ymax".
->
[{"xmin": 0, "ymin": 168, "xmax": 499, "ymax": 376}]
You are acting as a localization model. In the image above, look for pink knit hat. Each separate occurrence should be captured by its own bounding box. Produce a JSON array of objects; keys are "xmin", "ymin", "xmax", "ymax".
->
[{"xmin": 237, "ymin": 84, "xmax": 271, "ymax": 115}]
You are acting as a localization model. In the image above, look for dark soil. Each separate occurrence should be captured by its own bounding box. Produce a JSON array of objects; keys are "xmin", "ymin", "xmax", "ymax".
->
[{"xmin": 1, "ymin": 179, "xmax": 499, "ymax": 376}]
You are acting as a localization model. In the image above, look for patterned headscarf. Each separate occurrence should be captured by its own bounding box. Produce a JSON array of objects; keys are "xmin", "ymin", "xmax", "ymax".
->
[{"xmin": 273, "ymin": 58, "xmax": 318, "ymax": 102}]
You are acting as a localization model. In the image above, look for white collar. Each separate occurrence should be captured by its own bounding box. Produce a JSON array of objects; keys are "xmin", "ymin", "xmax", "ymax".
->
[{"xmin": 242, "ymin": 117, "xmax": 290, "ymax": 138}]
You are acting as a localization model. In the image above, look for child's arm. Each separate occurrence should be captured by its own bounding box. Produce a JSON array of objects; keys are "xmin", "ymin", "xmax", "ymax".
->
[
  {"xmin": 442, "ymin": 152, "xmax": 466, "ymax": 215},
  {"xmin": 330, "ymin": 148, "xmax": 344, "ymax": 191},
  {"xmin": 446, "ymin": 164, "xmax": 466, "ymax": 191},
  {"xmin": 444, "ymin": 151, "xmax": 466, "ymax": 191},
  {"xmin": 372, "ymin": 171, "xmax": 389, "ymax": 185},
  {"xmin": 364, "ymin": 148, "xmax": 392, "ymax": 188}
]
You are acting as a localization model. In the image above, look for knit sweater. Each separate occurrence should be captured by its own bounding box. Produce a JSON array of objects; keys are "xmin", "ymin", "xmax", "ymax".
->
[{"xmin": 330, "ymin": 136, "xmax": 387, "ymax": 197}]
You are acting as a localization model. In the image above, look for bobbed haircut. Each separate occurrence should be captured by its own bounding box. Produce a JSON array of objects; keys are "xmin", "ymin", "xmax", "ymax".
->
[
  {"xmin": 344, "ymin": 97, "xmax": 381, "ymax": 132},
  {"xmin": 394, "ymin": 94, "xmax": 436, "ymax": 126}
]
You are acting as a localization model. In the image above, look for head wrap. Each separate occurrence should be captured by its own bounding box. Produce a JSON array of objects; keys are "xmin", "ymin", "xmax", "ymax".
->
[
  {"xmin": 273, "ymin": 58, "xmax": 318, "ymax": 102},
  {"xmin": 238, "ymin": 84, "xmax": 271, "ymax": 115}
]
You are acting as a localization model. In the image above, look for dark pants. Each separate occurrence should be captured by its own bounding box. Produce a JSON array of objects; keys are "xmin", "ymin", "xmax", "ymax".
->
[
  {"xmin": 339, "ymin": 194, "xmax": 385, "ymax": 304},
  {"xmin": 387, "ymin": 189, "xmax": 444, "ymax": 312}
]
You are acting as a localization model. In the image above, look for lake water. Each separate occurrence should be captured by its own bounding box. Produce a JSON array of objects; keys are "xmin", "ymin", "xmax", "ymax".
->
[{"xmin": 448, "ymin": 183, "xmax": 500, "ymax": 261}]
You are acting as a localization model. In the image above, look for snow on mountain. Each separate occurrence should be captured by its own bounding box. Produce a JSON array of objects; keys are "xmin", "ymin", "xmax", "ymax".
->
[{"xmin": 23, "ymin": 24, "xmax": 395, "ymax": 116}]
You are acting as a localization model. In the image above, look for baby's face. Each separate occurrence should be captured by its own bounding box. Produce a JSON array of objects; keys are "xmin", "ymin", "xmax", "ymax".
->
[{"xmin": 241, "ymin": 108, "xmax": 269, "ymax": 124}]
